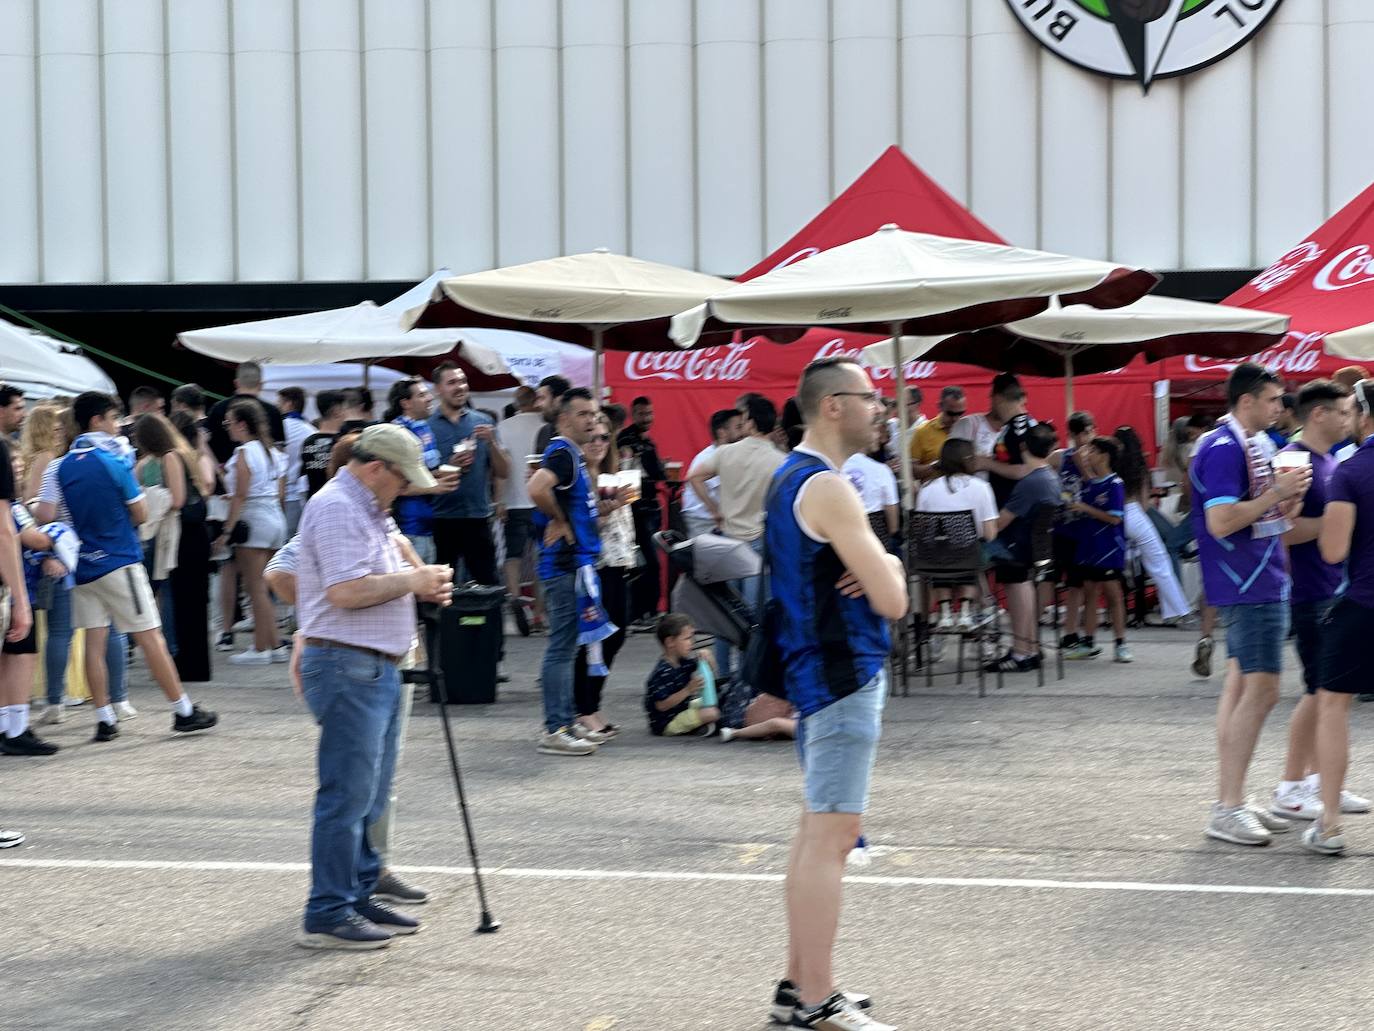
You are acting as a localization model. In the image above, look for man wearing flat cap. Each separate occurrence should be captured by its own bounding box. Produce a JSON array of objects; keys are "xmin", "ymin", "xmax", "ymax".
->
[{"xmin": 294, "ymin": 423, "xmax": 455, "ymax": 951}]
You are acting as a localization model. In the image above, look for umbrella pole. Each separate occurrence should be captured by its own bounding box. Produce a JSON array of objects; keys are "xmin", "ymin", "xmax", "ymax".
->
[
  {"xmin": 1063, "ymin": 351, "xmax": 1074, "ymax": 427},
  {"xmin": 593, "ymin": 328, "xmax": 603, "ymax": 401},
  {"xmin": 891, "ymin": 323, "xmax": 914, "ymax": 507}
]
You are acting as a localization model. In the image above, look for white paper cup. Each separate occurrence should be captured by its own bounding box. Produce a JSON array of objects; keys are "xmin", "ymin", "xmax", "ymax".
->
[{"xmin": 1273, "ymin": 450, "xmax": 1311, "ymax": 471}]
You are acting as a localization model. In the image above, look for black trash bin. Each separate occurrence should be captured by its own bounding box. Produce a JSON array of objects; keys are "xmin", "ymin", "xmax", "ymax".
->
[{"xmin": 436, "ymin": 584, "xmax": 507, "ymax": 704}]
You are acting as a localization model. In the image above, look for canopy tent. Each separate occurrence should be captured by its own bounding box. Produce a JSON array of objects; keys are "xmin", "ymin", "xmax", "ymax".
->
[
  {"xmin": 178, "ymin": 270, "xmax": 520, "ymax": 391},
  {"xmin": 0, "ymin": 319, "xmax": 117, "ymax": 400},
  {"xmin": 399, "ymin": 250, "xmax": 736, "ymax": 394},
  {"xmin": 673, "ymin": 223, "xmax": 1157, "ymax": 499},
  {"xmin": 1164, "ymin": 178, "xmax": 1374, "ymax": 385},
  {"xmin": 607, "ymin": 147, "xmax": 1165, "ymax": 462},
  {"xmin": 861, "ymin": 295, "xmax": 1290, "ymax": 420}
]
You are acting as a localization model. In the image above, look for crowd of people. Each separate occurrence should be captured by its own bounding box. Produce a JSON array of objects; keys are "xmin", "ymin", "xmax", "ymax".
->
[{"xmin": 6, "ymin": 349, "xmax": 1373, "ymax": 1028}]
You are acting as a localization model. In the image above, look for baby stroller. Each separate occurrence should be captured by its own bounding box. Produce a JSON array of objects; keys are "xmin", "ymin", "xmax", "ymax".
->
[{"xmin": 654, "ymin": 530, "xmax": 762, "ymax": 726}]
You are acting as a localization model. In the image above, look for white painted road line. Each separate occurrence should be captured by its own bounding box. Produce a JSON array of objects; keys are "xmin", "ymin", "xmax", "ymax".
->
[{"xmin": 3, "ymin": 856, "xmax": 1372, "ymax": 898}]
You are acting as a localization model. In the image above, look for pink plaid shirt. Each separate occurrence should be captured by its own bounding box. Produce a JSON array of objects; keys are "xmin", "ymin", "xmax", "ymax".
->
[{"xmin": 296, "ymin": 467, "xmax": 415, "ymax": 657}]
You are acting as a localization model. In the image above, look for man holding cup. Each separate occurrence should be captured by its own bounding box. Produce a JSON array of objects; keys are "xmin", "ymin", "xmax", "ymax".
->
[
  {"xmin": 1192, "ymin": 362, "xmax": 1312, "ymax": 847},
  {"xmin": 428, "ymin": 362, "xmax": 510, "ymax": 585}
]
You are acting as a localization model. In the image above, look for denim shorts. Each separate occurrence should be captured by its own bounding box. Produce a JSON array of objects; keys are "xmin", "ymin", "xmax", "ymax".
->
[
  {"xmin": 1218, "ymin": 602, "xmax": 1290, "ymax": 675},
  {"xmin": 796, "ymin": 670, "xmax": 886, "ymax": 815}
]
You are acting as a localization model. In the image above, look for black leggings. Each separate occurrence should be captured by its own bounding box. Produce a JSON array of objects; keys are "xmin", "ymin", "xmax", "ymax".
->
[{"xmin": 574, "ymin": 567, "xmax": 630, "ymax": 717}]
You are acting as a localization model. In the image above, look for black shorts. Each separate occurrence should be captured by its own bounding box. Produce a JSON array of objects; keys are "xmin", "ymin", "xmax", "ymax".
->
[
  {"xmin": 1068, "ymin": 564, "xmax": 1124, "ymax": 587},
  {"xmin": 1, "ymin": 619, "xmax": 37, "ymax": 655},
  {"xmin": 504, "ymin": 508, "xmax": 534, "ymax": 561},
  {"xmin": 1317, "ymin": 598, "xmax": 1374, "ymax": 695},
  {"xmin": 993, "ymin": 563, "xmax": 1031, "ymax": 585}
]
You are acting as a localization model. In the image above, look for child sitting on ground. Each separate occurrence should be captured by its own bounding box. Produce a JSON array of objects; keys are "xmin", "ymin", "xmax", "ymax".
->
[{"xmin": 644, "ymin": 613, "xmax": 721, "ymax": 737}]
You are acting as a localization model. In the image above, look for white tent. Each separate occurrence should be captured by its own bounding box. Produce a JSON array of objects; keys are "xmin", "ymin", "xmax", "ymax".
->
[
  {"xmin": 178, "ymin": 270, "xmax": 509, "ymax": 378},
  {"xmin": 0, "ymin": 319, "xmax": 117, "ymax": 400}
]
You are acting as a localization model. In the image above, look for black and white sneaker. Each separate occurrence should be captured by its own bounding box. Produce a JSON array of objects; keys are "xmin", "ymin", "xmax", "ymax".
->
[
  {"xmin": 296, "ymin": 912, "xmax": 393, "ymax": 951},
  {"xmin": 0, "ymin": 827, "xmax": 24, "ymax": 849},
  {"xmin": 355, "ymin": 898, "xmax": 421, "ymax": 935},
  {"xmin": 0, "ymin": 729, "xmax": 61, "ymax": 756},
  {"xmin": 771, "ymin": 980, "xmax": 873, "ymax": 1024},
  {"xmin": 790, "ymin": 990, "xmax": 893, "ymax": 1029},
  {"xmin": 373, "ymin": 870, "xmax": 429, "ymax": 906},
  {"xmin": 173, "ymin": 705, "xmax": 219, "ymax": 734},
  {"xmin": 93, "ymin": 720, "xmax": 119, "ymax": 743},
  {"xmin": 214, "ymin": 633, "xmax": 234, "ymax": 653}
]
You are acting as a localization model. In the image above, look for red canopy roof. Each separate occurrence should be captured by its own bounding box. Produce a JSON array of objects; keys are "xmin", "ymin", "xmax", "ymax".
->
[
  {"xmin": 1170, "ymin": 181, "xmax": 1374, "ymax": 381},
  {"xmin": 736, "ymin": 146, "xmax": 1006, "ymax": 282}
]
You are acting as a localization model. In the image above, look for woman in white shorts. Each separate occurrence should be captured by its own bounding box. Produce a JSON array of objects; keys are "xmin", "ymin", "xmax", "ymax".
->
[{"xmin": 216, "ymin": 400, "xmax": 287, "ymax": 665}]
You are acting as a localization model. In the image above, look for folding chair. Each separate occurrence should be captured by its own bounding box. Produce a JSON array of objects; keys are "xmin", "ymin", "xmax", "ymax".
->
[{"xmin": 907, "ymin": 510, "xmax": 1001, "ymax": 698}]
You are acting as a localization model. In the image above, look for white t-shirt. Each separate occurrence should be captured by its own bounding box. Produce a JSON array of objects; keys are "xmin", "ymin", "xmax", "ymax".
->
[
  {"xmin": 842, "ymin": 453, "xmax": 899, "ymax": 514},
  {"xmin": 682, "ymin": 444, "xmax": 719, "ymax": 519},
  {"xmin": 497, "ymin": 411, "xmax": 545, "ymax": 509},
  {"xmin": 282, "ymin": 416, "xmax": 315, "ymax": 503},
  {"xmin": 915, "ymin": 474, "xmax": 999, "ymax": 536},
  {"xmin": 227, "ymin": 440, "xmax": 287, "ymax": 500}
]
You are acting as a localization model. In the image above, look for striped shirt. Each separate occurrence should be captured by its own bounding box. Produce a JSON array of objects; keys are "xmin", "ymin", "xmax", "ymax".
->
[{"xmin": 296, "ymin": 467, "xmax": 415, "ymax": 657}]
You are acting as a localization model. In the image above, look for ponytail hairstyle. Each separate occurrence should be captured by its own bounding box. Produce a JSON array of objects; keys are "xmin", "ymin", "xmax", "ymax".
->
[
  {"xmin": 227, "ymin": 398, "xmax": 276, "ymax": 457},
  {"xmin": 934, "ymin": 437, "xmax": 976, "ymax": 486}
]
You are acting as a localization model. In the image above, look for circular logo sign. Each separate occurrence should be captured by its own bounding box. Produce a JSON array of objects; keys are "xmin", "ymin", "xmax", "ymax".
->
[{"xmin": 1004, "ymin": 0, "xmax": 1284, "ymax": 91}]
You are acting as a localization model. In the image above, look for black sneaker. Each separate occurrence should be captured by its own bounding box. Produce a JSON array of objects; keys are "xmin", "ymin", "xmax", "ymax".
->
[
  {"xmin": 296, "ymin": 912, "xmax": 393, "ymax": 951},
  {"xmin": 373, "ymin": 870, "xmax": 429, "ymax": 905},
  {"xmin": 771, "ymin": 980, "xmax": 873, "ymax": 1024},
  {"xmin": 355, "ymin": 898, "xmax": 421, "ymax": 935},
  {"xmin": 214, "ymin": 633, "xmax": 234, "ymax": 653},
  {"xmin": 173, "ymin": 705, "xmax": 219, "ymax": 733},
  {"xmin": 512, "ymin": 600, "xmax": 531, "ymax": 637},
  {"xmin": 0, "ymin": 729, "xmax": 61, "ymax": 756},
  {"xmin": 93, "ymin": 720, "xmax": 119, "ymax": 743},
  {"xmin": 791, "ymin": 991, "xmax": 893, "ymax": 1029}
]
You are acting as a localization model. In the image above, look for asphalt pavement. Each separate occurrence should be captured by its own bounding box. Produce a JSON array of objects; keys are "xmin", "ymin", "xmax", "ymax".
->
[{"xmin": 6, "ymin": 622, "xmax": 1374, "ymax": 1030}]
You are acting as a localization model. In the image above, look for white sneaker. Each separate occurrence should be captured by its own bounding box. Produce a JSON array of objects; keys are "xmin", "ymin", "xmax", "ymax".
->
[
  {"xmin": 40, "ymin": 704, "xmax": 66, "ymax": 726},
  {"xmin": 1114, "ymin": 643, "xmax": 1133, "ymax": 663},
  {"xmin": 113, "ymin": 701, "xmax": 138, "ymax": 720},
  {"xmin": 537, "ymin": 727, "xmax": 597, "ymax": 756},
  {"xmin": 63, "ymin": 695, "xmax": 87, "ymax": 708},
  {"xmin": 571, "ymin": 722, "xmax": 610, "ymax": 744},
  {"xmin": 232, "ymin": 618, "xmax": 255, "ymax": 633},
  {"xmin": 1246, "ymin": 802, "xmax": 1292, "ymax": 834},
  {"xmin": 1301, "ymin": 821, "xmax": 1346, "ymax": 856},
  {"xmin": 1340, "ymin": 789, "xmax": 1372, "ymax": 814},
  {"xmin": 271, "ymin": 645, "xmax": 292, "ymax": 664},
  {"xmin": 936, "ymin": 610, "xmax": 955, "ymax": 630},
  {"xmin": 229, "ymin": 649, "xmax": 273, "ymax": 666},
  {"xmin": 955, "ymin": 608, "xmax": 975, "ymax": 631},
  {"xmin": 719, "ymin": 726, "xmax": 737, "ymax": 742},
  {"xmin": 1270, "ymin": 785, "xmax": 1322, "ymax": 821}
]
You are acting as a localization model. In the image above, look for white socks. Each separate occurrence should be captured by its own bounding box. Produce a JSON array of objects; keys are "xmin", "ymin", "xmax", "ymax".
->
[
  {"xmin": 96, "ymin": 705, "xmax": 116, "ymax": 726},
  {"xmin": 172, "ymin": 694, "xmax": 193, "ymax": 718},
  {"xmin": 10, "ymin": 704, "xmax": 28, "ymax": 737},
  {"xmin": 0, "ymin": 705, "xmax": 11, "ymax": 736}
]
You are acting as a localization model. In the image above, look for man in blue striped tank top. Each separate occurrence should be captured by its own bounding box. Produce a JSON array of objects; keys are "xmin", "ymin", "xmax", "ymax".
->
[{"xmin": 765, "ymin": 358, "xmax": 908, "ymax": 1031}]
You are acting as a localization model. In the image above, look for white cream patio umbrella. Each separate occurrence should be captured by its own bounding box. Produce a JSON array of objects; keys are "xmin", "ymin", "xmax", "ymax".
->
[
  {"xmin": 178, "ymin": 271, "xmax": 513, "ymax": 384},
  {"xmin": 1324, "ymin": 321, "xmax": 1374, "ymax": 362},
  {"xmin": 0, "ymin": 319, "xmax": 117, "ymax": 399},
  {"xmin": 859, "ymin": 294, "xmax": 1290, "ymax": 422},
  {"xmin": 399, "ymin": 250, "xmax": 737, "ymax": 396},
  {"xmin": 672, "ymin": 224, "xmax": 1158, "ymax": 500}
]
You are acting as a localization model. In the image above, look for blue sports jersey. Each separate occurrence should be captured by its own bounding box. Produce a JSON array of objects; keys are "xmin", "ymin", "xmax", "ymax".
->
[
  {"xmin": 54, "ymin": 435, "xmax": 144, "ymax": 584},
  {"xmin": 534, "ymin": 436, "xmax": 600, "ymax": 580},
  {"xmin": 1074, "ymin": 474, "xmax": 1126, "ymax": 569},
  {"xmin": 765, "ymin": 448, "xmax": 890, "ymax": 718}
]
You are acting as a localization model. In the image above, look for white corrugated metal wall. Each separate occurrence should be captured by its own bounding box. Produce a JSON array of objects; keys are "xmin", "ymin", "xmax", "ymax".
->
[{"xmin": 0, "ymin": 0, "xmax": 1367, "ymax": 285}]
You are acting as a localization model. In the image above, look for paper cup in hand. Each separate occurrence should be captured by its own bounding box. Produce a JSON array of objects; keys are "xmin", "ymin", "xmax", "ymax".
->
[
  {"xmin": 619, "ymin": 469, "xmax": 642, "ymax": 504},
  {"xmin": 1273, "ymin": 450, "xmax": 1310, "ymax": 472}
]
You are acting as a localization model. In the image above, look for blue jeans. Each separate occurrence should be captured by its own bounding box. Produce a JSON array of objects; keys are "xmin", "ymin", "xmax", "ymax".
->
[
  {"xmin": 539, "ymin": 573, "xmax": 578, "ymax": 733},
  {"xmin": 723, "ymin": 537, "xmax": 768, "ymax": 688},
  {"xmin": 44, "ymin": 580, "xmax": 127, "ymax": 705},
  {"xmin": 300, "ymin": 644, "xmax": 403, "ymax": 928}
]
